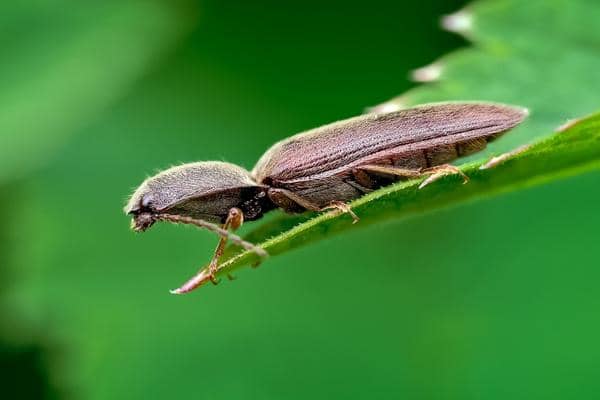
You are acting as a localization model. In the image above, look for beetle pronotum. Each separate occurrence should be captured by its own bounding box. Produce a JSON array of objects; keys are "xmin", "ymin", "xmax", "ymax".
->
[{"xmin": 125, "ymin": 102, "xmax": 528, "ymax": 293}]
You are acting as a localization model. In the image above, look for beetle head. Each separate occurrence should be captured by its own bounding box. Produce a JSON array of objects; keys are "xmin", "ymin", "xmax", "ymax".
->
[
  {"xmin": 126, "ymin": 191, "xmax": 159, "ymax": 232},
  {"xmin": 125, "ymin": 161, "xmax": 262, "ymax": 232}
]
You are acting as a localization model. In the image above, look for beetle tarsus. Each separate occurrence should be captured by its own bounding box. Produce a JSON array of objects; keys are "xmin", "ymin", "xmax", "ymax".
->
[
  {"xmin": 419, "ymin": 164, "xmax": 469, "ymax": 189},
  {"xmin": 323, "ymin": 201, "xmax": 360, "ymax": 224}
]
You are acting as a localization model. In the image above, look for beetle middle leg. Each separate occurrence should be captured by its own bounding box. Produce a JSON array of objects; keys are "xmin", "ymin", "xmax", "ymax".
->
[{"xmin": 268, "ymin": 188, "xmax": 359, "ymax": 223}]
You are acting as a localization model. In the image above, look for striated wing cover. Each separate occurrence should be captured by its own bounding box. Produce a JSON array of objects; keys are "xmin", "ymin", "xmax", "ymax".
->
[{"xmin": 252, "ymin": 102, "xmax": 528, "ymax": 183}]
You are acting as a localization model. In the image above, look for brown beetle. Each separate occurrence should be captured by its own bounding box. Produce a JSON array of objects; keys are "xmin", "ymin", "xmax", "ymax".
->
[{"xmin": 125, "ymin": 102, "xmax": 528, "ymax": 293}]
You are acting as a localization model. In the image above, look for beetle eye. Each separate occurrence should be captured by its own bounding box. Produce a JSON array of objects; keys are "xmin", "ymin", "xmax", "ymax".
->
[{"xmin": 141, "ymin": 195, "xmax": 154, "ymax": 209}]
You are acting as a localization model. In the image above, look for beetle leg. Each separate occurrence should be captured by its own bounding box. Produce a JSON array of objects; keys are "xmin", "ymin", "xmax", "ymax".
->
[
  {"xmin": 321, "ymin": 201, "xmax": 360, "ymax": 224},
  {"xmin": 350, "ymin": 168, "xmax": 376, "ymax": 191},
  {"xmin": 268, "ymin": 188, "xmax": 322, "ymax": 211},
  {"xmin": 171, "ymin": 208, "xmax": 241, "ymax": 291},
  {"xmin": 163, "ymin": 209, "xmax": 267, "ymax": 294},
  {"xmin": 479, "ymin": 144, "xmax": 531, "ymax": 170},
  {"xmin": 268, "ymin": 188, "xmax": 359, "ymax": 223},
  {"xmin": 357, "ymin": 164, "xmax": 468, "ymax": 189},
  {"xmin": 346, "ymin": 179, "xmax": 373, "ymax": 194},
  {"xmin": 210, "ymin": 208, "xmax": 244, "ymax": 284},
  {"xmin": 419, "ymin": 164, "xmax": 469, "ymax": 189},
  {"xmin": 204, "ymin": 207, "xmax": 244, "ymax": 284}
]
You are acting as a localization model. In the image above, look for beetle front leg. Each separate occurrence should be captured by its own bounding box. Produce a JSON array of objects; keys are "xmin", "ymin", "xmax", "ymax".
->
[
  {"xmin": 169, "ymin": 208, "xmax": 250, "ymax": 294},
  {"xmin": 205, "ymin": 207, "xmax": 244, "ymax": 284}
]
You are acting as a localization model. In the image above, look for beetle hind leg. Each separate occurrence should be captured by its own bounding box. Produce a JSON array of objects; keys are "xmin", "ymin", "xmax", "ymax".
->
[
  {"xmin": 356, "ymin": 164, "xmax": 468, "ymax": 190},
  {"xmin": 356, "ymin": 165, "xmax": 422, "ymax": 180}
]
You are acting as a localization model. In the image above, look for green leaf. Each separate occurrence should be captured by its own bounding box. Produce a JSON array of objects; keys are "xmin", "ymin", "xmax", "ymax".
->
[
  {"xmin": 0, "ymin": 2, "xmax": 192, "ymax": 183},
  {"xmin": 207, "ymin": 113, "xmax": 600, "ymax": 283},
  {"xmin": 207, "ymin": 0, "xmax": 600, "ymax": 285}
]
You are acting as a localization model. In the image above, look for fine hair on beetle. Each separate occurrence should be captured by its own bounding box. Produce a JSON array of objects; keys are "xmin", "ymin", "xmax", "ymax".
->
[{"xmin": 125, "ymin": 101, "xmax": 529, "ymax": 293}]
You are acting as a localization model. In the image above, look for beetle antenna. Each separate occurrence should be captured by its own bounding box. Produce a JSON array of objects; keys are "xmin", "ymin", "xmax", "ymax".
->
[{"xmin": 155, "ymin": 214, "xmax": 268, "ymax": 258}]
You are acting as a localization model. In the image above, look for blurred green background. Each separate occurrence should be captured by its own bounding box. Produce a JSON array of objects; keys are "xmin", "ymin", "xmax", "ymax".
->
[{"xmin": 2, "ymin": 0, "xmax": 600, "ymax": 399}]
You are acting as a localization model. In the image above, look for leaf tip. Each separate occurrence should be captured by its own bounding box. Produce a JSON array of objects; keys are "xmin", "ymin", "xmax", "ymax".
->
[
  {"xmin": 365, "ymin": 98, "xmax": 407, "ymax": 114},
  {"xmin": 440, "ymin": 10, "xmax": 473, "ymax": 36},
  {"xmin": 410, "ymin": 63, "xmax": 443, "ymax": 83}
]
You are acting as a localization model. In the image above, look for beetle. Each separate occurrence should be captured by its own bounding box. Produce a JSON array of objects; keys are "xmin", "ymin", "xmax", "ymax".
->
[{"xmin": 125, "ymin": 102, "xmax": 528, "ymax": 293}]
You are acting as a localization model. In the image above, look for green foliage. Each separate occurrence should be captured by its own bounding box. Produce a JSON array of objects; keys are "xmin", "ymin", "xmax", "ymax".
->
[
  {"xmin": 4, "ymin": 0, "xmax": 600, "ymax": 399},
  {"xmin": 0, "ymin": 2, "xmax": 191, "ymax": 182},
  {"xmin": 0, "ymin": 1, "xmax": 192, "ymax": 397}
]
